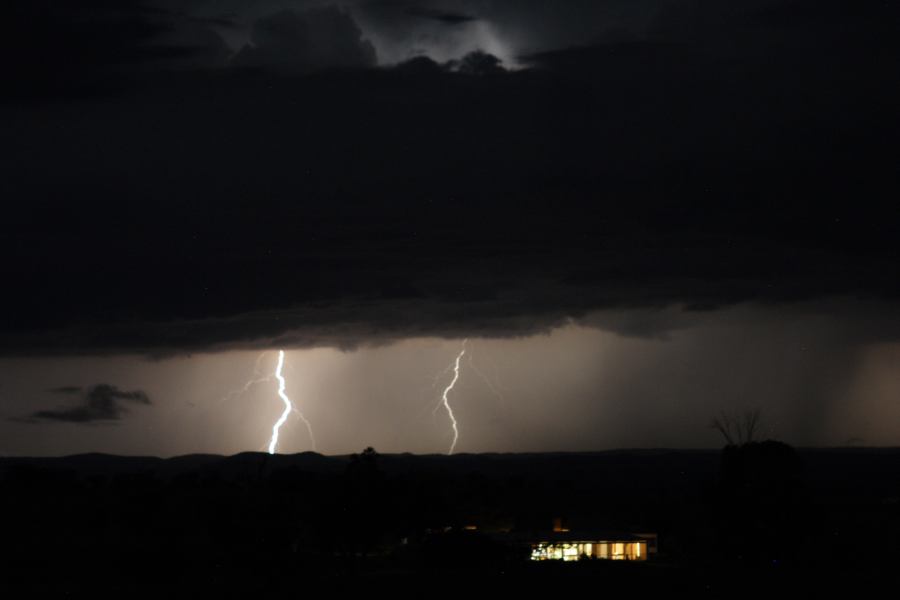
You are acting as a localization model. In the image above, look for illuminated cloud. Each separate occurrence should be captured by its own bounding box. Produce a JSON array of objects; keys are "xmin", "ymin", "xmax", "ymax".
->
[{"xmin": 231, "ymin": 7, "xmax": 376, "ymax": 72}]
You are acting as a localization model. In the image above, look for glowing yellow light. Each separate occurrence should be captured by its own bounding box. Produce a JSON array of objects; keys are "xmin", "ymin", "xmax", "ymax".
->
[{"xmin": 531, "ymin": 539, "xmax": 649, "ymax": 562}]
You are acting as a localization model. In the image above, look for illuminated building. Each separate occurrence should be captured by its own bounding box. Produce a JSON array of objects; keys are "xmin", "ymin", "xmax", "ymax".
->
[{"xmin": 494, "ymin": 531, "xmax": 656, "ymax": 562}]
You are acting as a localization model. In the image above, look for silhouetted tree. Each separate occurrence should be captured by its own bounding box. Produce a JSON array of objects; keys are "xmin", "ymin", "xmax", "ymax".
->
[
  {"xmin": 456, "ymin": 50, "xmax": 505, "ymax": 76},
  {"xmin": 395, "ymin": 55, "xmax": 443, "ymax": 75},
  {"xmin": 711, "ymin": 408, "xmax": 762, "ymax": 446},
  {"xmin": 347, "ymin": 446, "xmax": 381, "ymax": 480},
  {"xmin": 334, "ymin": 447, "xmax": 390, "ymax": 559},
  {"xmin": 712, "ymin": 439, "xmax": 809, "ymax": 564}
]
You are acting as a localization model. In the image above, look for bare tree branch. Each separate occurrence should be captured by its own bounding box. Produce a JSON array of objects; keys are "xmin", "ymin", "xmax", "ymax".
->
[{"xmin": 711, "ymin": 408, "xmax": 763, "ymax": 446}]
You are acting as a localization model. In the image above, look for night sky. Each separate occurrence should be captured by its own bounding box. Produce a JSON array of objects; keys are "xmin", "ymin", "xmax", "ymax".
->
[{"xmin": 2, "ymin": 0, "xmax": 898, "ymax": 456}]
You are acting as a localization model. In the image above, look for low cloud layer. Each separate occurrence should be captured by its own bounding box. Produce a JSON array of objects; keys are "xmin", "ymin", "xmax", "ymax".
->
[{"xmin": 23, "ymin": 385, "xmax": 151, "ymax": 424}]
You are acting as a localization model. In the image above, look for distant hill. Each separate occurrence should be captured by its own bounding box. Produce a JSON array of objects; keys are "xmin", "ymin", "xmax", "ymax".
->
[{"xmin": 3, "ymin": 447, "xmax": 899, "ymax": 497}]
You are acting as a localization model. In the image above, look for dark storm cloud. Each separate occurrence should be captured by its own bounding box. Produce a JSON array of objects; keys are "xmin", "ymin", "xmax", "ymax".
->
[
  {"xmin": 232, "ymin": 7, "xmax": 377, "ymax": 72},
  {"xmin": 23, "ymin": 385, "xmax": 151, "ymax": 424},
  {"xmin": 0, "ymin": 0, "xmax": 234, "ymax": 101},
  {"xmin": 191, "ymin": 15, "xmax": 241, "ymax": 29},
  {"xmin": 405, "ymin": 7, "xmax": 479, "ymax": 25},
  {"xmin": 1, "ymin": 0, "xmax": 898, "ymax": 354},
  {"xmin": 48, "ymin": 386, "xmax": 82, "ymax": 395}
]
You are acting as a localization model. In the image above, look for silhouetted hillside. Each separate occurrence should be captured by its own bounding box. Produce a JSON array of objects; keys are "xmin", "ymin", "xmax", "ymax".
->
[{"xmin": 2, "ymin": 448, "xmax": 899, "ymax": 594}]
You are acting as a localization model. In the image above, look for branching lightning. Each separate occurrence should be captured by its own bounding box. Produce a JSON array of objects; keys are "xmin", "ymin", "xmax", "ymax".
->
[
  {"xmin": 429, "ymin": 340, "xmax": 510, "ymax": 454},
  {"xmin": 437, "ymin": 339, "xmax": 467, "ymax": 455},
  {"xmin": 267, "ymin": 350, "xmax": 316, "ymax": 455},
  {"xmin": 467, "ymin": 353, "xmax": 506, "ymax": 410},
  {"xmin": 219, "ymin": 351, "xmax": 273, "ymax": 406}
]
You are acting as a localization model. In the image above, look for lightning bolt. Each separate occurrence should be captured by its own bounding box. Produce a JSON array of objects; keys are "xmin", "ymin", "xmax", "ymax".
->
[
  {"xmin": 437, "ymin": 339, "xmax": 467, "ymax": 455},
  {"xmin": 268, "ymin": 350, "xmax": 316, "ymax": 455}
]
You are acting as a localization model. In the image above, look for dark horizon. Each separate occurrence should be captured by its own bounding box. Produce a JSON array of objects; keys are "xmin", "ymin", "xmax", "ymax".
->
[
  {"xmin": 8, "ymin": 443, "xmax": 900, "ymax": 461},
  {"xmin": 4, "ymin": 443, "xmax": 899, "ymax": 592}
]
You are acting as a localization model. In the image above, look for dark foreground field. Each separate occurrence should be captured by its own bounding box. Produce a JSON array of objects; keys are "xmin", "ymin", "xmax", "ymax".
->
[{"xmin": 2, "ymin": 446, "xmax": 898, "ymax": 594}]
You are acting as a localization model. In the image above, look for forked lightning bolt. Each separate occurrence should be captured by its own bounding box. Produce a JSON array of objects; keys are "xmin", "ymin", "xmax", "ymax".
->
[
  {"xmin": 268, "ymin": 350, "xmax": 316, "ymax": 455},
  {"xmin": 219, "ymin": 351, "xmax": 273, "ymax": 406},
  {"xmin": 438, "ymin": 339, "xmax": 467, "ymax": 455},
  {"xmin": 430, "ymin": 340, "xmax": 509, "ymax": 454}
]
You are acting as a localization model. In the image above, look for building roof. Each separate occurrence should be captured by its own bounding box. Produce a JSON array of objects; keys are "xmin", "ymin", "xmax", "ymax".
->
[{"xmin": 491, "ymin": 530, "xmax": 649, "ymax": 544}]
